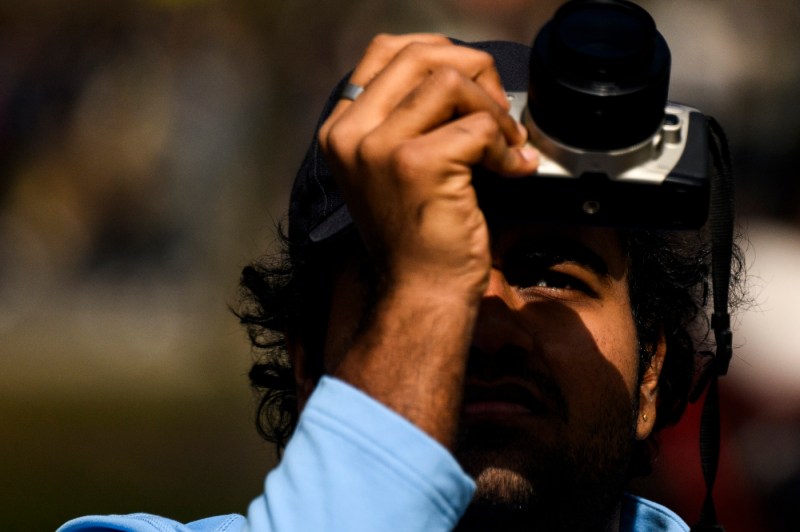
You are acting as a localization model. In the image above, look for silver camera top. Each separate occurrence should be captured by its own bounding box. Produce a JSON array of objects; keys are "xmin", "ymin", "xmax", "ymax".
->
[{"xmin": 507, "ymin": 91, "xmax": 699, "ymax": 185}]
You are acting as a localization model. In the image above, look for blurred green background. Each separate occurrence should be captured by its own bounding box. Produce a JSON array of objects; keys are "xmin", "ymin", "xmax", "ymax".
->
[{"xmin": 2, "ymin": 1, "xmax": 800, "ymax": 531}]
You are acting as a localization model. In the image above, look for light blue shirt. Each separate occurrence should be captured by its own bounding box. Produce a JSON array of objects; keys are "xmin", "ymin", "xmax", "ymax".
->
[{"xmin": 58, "ymin": 376, "xmax": 688, "ymax": 532}]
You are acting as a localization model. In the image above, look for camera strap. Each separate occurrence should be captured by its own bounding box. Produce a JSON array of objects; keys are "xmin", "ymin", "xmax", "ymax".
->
[{"xmin": 690, "ymin": 117, "xmax": 735, "ymax": 532}]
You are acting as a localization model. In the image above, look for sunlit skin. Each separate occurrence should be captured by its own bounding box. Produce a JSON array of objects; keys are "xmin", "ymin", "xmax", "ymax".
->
[
  {"xmin": 289, "ymin": 33, "xmax": 665, "ymax": 531},
  {"xmin": 457, "ymin": 226, "xmax": 664, "ymax": 531},
  {"xmin": 293, "ymin": 225, "xmax": 664, "ymax": 530}
]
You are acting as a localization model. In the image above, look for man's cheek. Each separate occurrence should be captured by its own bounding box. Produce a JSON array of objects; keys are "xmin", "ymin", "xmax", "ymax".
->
[{"xmin": 547, "ymin": 338, "xmax": 638, "ymax": 425}]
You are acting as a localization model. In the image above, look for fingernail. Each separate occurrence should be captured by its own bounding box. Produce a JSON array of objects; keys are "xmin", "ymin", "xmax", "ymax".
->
[{"xmin": 520, "ymin": 146, "xmax": 539, "ymax": 163}]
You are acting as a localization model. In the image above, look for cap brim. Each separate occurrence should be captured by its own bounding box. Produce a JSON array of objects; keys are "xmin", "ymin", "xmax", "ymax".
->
[{"xmin": 308, "ymin": 204, "xmax": 353, "ymax": 243}]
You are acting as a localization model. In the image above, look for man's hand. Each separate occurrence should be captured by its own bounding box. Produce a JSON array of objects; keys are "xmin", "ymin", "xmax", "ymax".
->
[
  {"xmin": 320, "ymin": 34, "xmax": 538, "ymax": 301},
  {"xmin": 317, "ymin": 34, "xmax": 539, "ymax": 447}
]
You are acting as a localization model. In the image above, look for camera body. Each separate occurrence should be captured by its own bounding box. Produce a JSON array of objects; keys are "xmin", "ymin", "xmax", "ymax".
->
[
  {"xmin": 475, "ymin": 0, "xmax": 711, "ymax": 230},
  {"xmin": 476, "ymin": 94, "xmax": 709, "ymax": 229}
]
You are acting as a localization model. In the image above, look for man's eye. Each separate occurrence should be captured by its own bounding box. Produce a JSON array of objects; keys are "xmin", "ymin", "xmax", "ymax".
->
[
  {"xmin": 530, "ymin": 271, "xmax": 584, "ymax": 290},
  {"xmin": 507, "ymin": 268, "xmax": 595, "ymax": 297}
]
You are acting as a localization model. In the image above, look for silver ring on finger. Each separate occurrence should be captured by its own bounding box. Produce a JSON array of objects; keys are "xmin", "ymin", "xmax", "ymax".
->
[{"xmin": 340, "ymin": 82, "xmax": 365, "ymax": 101}]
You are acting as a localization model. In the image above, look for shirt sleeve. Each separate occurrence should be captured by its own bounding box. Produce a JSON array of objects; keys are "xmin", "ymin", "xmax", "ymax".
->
[
  {"xmin": 58, "ymin": 376, "xmax": 475, "ymax": 532},
  {"xmin": 247, "ymin": 375, "xmax": 476, "ymax": 531},
  {"xmin": 621, "ymin": 493, "xmax": 690, "ymax": 532}
]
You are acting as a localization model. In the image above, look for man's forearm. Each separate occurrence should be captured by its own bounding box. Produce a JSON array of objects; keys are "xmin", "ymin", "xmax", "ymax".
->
[{"xmin": 334, "ymin": 286, "xmax": 478, "ymax": 448}]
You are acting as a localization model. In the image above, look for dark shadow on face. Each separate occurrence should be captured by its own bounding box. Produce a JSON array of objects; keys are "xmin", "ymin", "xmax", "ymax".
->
[
  {"xmin": 317, "ymin": 225, "xmax": 649, "ymax": 532},
  {"xmin": 453, "ymin": 225, "xmax": 643, "ymax": 532},
  {"xmin": 454, "ymin": 316, "xmax": 639, "ymax": 532}
]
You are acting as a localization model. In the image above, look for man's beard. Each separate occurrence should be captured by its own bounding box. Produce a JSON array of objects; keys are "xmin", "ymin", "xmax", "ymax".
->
[{"xmin": 453, "ymin": 384, "xmax": 638, "ymax": 532}]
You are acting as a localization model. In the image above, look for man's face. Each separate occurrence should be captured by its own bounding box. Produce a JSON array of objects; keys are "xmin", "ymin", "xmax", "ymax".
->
[
  {"xmin": 455, "ymin": 224, "xmax": 661, "ymax": 530},
  {"xmin": 316, "ymin": 224, "xmax": 662, "ymax": 531}
]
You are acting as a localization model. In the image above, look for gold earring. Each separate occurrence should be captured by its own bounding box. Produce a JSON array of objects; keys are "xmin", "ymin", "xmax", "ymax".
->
[{"xmin": 642, "ymin": 413, "xmax": 648, "ymax": 421}]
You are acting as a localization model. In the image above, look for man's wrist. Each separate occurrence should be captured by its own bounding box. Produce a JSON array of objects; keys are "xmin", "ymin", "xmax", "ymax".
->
[{"xmin": 333, "ymin": 284, "xmax": 478, "ymax": 447}]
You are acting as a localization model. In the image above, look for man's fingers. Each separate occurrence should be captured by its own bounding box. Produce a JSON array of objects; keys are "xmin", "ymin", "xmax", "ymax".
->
[
  {"xmin": 425, "ymin": 111, "xmax": 539, "ymax": 179},
  {"xmin": 389, "ymin": 112, "xmax": 539, "ymax": 181},
  {"xmin": 344, "ymin": 43, "xmax": 509, "ymax": 133},
  {"xmin": 322, "ymin": 34, "xmax": 452, "ymax": 130},
  {"xmin": 350, "ymin": 33, "xmax": 453, "ymax": 87},
  {"xmin": 321, "ymin": 36, "xmax": 511, "ymax": 157},
  {"xmin": 367, "ymin": 68, "xmax": 524, "ymax": 155},
  {"xmin": 358, "ymin": 40, "xmax": 508, "ymax": 111}
]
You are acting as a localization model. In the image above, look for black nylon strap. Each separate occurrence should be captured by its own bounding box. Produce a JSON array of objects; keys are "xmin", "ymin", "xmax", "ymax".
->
[
  {"xmin": 690, "ymin": 117, "xmax": 734, "ymax": 532},
  {"xmin": 708, "ymin": 117, "xmax": 735, "ymax": 377},
  {"xmin": 692, "ymin": 377, "xmax": 724, "ymax": 532}
]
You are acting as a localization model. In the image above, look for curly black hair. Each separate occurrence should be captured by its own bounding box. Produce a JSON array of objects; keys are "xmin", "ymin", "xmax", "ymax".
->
[
  {"xmin": 237, "ymin": 222, "xmax": 745, "ymax": 469},
  {"xmin": 237, "ymin": 225, "xmax": 358, "ymax": 449}
]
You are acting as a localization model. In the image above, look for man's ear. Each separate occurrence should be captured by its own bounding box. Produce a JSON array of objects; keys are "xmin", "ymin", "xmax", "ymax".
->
[
  {"xmin": 636, "ymin": 335, "xmax": 666, "ymax": 440},
  {"xmin": 287, "ymin": 334, "xmax": 316, "ymax": 413}
]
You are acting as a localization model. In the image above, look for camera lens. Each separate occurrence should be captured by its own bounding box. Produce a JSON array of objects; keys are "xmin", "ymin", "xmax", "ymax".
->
[{"xmin": 529, "ymin": 0, "xmax": 670, "ymax": 150}]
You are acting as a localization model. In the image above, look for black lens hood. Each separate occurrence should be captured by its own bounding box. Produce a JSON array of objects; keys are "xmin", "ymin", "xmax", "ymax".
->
[{"xmin": 529, "ymin": 0, "xmax": 670, "ymax": 151}]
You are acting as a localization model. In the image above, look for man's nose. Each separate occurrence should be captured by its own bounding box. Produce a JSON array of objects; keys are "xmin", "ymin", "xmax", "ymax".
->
[{"xmin": 471, "ymin": 268, "xmax": 537, "ymax": 355}]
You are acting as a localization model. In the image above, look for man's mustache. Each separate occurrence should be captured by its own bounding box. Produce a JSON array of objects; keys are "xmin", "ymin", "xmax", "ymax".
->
[{"xmin": 464, "ymin": 345, "xmax": 569, "ymax": 422}]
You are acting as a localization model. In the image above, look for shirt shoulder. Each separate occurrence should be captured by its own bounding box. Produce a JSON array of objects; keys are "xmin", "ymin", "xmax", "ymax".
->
[
  {"xmin": 251, "ymin": 376, "xmax": 475, "ymax": 531},
  {"xmin": 57, "ymin": 513, "xmax": 246, "ymax": 532},
  {"xmin": 621, "ymin": 493, "xmax": 690, "ymax": 532},
  {"xmin": 57, "ymin": 377, "xmax": 474, "ymax": 532}
]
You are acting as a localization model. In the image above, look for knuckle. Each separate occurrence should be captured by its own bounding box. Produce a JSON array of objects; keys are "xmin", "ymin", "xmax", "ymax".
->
[
  {"xmin": 426, "ymin": 33, "xmax": 452, "ymax": 46},
  {"xmin": 362, "ymin": 140, "xmax": 426, "ymax": 184},
  {"xmin": 470, "ymin": 49, "xmax": 495, "ymax": 70},
  {"xmin": 469, "ymin": 111, "xmax": 500, "ymax": 139},
  {"xmin": 430, "ymin": 66, "xmax": 465, "ymax": 91},
  {"xmin": 323, "ymin": 120, "xmax": 357, "ymax": 162},
  {"xmin": 317, "ymin": 121, "xmax": 333, "ymax": 151},
  {"xmin": 355, "ymin": 136, "xmax": 424, "ymax": 184},
  {"xmin": 390, "ymin": 141, "xmax": 425, "ymax": 174},
  {"xmin": 399, "ymin": 41, "xmax": 429, "ymax": 62},
  {"xmin": 367, "ymin": 33, "xmax": 398, "ymax": 53},
  {"xmin": 355, "ymin": 133, "xmax": 387, "ymax": 168},
  {"xmin": 370, "ymin": 33, "xmax": 450, "ymax": 57}
]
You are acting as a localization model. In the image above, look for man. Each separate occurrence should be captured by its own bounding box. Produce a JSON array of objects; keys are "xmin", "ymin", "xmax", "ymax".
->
[{"xmin": 61, "ymin": 34, "xmax": 740, "ymax": 532}]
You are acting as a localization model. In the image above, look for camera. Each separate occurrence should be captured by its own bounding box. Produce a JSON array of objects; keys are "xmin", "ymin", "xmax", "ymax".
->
[{"xmin": 475, "ymin": 0, "xmax": 710, "ymax": 229}]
